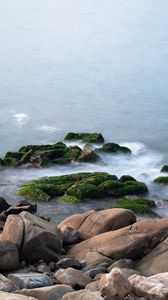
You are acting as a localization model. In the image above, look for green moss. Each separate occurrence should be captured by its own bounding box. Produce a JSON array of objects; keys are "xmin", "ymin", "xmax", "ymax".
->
[
  {"xmin": 67, "ymin": 183, "xmax": 105, "ymax": 200},
  {"xmin": 5, "ymin": 151, "xmax": 25, "ymax": 160},
  {"xmin": 60, "ymin": 195, "xmax": 80, "ymax": 202},
  {"xmin": 3, "ymin": 157, "xmax": 18, "ymax": 167},
  {"xmin": 100, "ymin": 180, "xmax": 123, "ymax": 195},
  {"xmin": 97, "ymin": 143, "xmax": 131, "ymax": 154},
  {"xmin": 19, "ymin": 142, "xmax": 67, "ymax": 153},
  {"xmin": 17, "ymin": 186, "xmax": 50, "ymax": 202},
  {"xmin": 64, "ymin": 132, "xmax": 104, "ymax": 143},
  {"xmin": 119, "ymin": 175, "xmax": 137, "ymax": 183},
  {"xmin": 112, "ymin": 197, "xmax": 158, "ymax": 216},
  {"xmin": 154, "ymin": 176, "xmax": 168, "ymax": 184},
  {"xmin": 121, "ymin": 181, "xmax": 148, "ymax": 196},
  {"xmin": 161, "ymin": 165, "xmax": 168, "ymax": 173},
  {"xmin": 82, "ymin": 173, "xmax": 118, "ymax": 186}
]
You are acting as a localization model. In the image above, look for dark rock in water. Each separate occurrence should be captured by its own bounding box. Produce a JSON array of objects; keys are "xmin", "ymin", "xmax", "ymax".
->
[
  {"xmin": 76, "ymin": 148, "xmax": 101, "ymax": 163},
  {"xmin": 64, "ymin": 132, "xmax": 104, "ymax": 143},
  {"xmin": 97, "ymin": 142, "xmax": 131, "ymax": 154},
  {"xmin": 153, "ymin": 176, "xmax": 168, "ymax": 184},
  {"xmin": 119, "ymin": 175, "xmax": 137, "ymax": 183},
  {"xmin": 56, "ymin": 258, "xmax": 81, "ymax": 269},
  {"xmin": 17, "ymin": 200, "xmax": 37, "ymax": 213},
  {"xmin": 0, "ymin": 240, "xmax": 19, "ymax": 271},
  {"xmin": 161, "ymin": 165, "xmax": 168, "ymax": 173},
  {"xmin": 0, "ymin": 196, "xmax": 10, "ymax": 213}
]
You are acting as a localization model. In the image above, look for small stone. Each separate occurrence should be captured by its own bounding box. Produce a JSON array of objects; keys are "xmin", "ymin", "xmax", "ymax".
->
[
  {"xmin": 37, "ymin": 263, "xmax": 51, "ymax": 275},
  {"xmin": 56, "ymin": 258, "xmax": 81, "ymax": 269},
  {"xmin": 85, "ymin": 267, "xmax": 106, "ymax": 279},
  {"xmin": 48, "ymin": 262, "xmax": 56, "ymax": 272}
]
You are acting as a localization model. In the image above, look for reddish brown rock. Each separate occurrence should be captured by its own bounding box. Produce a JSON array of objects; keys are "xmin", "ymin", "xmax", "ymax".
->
[
  {"xmin": 1, "ymin": 215, "xmax": 24, "ymax": 250},
  {"xmin": 67, "ymin": 218, "xmax": 168, "ymax": 269}
]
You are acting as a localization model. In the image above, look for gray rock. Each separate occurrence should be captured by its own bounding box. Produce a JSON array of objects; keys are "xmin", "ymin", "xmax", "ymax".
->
[
  {"xmin": 85, "ymin": 267, "xmax": 106, "ymax": 279},
  {"xmin": 56, "ymin": 258, "xmax": 81, "ymax": 269},
  {"xmin": 0, "ymin": 240, "xmax": 19, "ymax": 271},
  {"xmin": 0, "ymin": 274, "xmax": 18, "ymax": 292},
  {"xmin": 37, "ymin": 263, "xmax": 51, "ymax": 275},
  {"xmin": 108, "ymin": 259, "xmax": 134, "ymax": 272},
  {"xmin": 7, "ymin": 272, "xmax": 53, "ymax": 289},
  {"xmin": 63, "ymin": 227, "xmax": 80, "ymax": 245}
]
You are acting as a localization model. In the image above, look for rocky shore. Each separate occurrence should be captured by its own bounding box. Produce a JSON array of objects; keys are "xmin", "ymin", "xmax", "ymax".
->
[{"xmin": 1, "ymin": 133, "xmax": 168, "ymax": 299}]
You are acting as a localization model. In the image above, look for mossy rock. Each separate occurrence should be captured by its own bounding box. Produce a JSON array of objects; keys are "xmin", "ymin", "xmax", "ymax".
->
[
  {"xmin": 5, "ymin": 151, "xmax": 25, "ymax": 160},
  {"xmin": 64, "ymin": 132, "xmax": 104, "ymax": 143},
  {"xmin": 112, "ymin": 197, "xmax": 158, "ymax": 216},
  {"xmin": 17, "ymin": 186, "xmax": 50, "ymax": 202},
  {"xmin": 82, "ymin": 173, "xmax": 118, "ymax": 186},
  {"xmin": 119, "ymin": 175, "xmax": 137, "ymax": 183},
  {"xmin": 18, "ymin": 171, "xmax": 147, "ymax": 203},
  {"xmin": 161, "ymin": 165, "xmax": 168, "ymax": 173},
  {"xmin": 19, "ymin": 142, "xmax": 67, "ymax": 153},
  {"xmin": 153, "ymin": 176, "xmax": 168, "ymax": 184},
  {"xmin": 100, "ymin": 180, "xmax": 123, "ymax": 196},
  {"xmin": 97, "ymin": 143, "xmax": 131, "ymax": 154},
  {"xmin": 67, "ymin": 183, "xmax": 105, "ymax": 200},
  {"xmin": 121, "ymin": 181, "xmax": 148, "ymax": 196},
  {"xmin": 3, "ymin": 157, "xmax": 19, "ymax": 167}
]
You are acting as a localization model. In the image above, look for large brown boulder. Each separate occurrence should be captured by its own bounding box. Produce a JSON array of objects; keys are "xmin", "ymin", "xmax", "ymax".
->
[
  {"xmin": 1, "ymin": 215, "xmax": 24, "ymax": 250},
  {"xmin": 15, "ymin": 285, "xmax": 74, "ymax": 300},
  {"xmin": 136, "ymin": 237, "xmax": 168, "ymax": 276},
  {"xmin": 19, "ymin": 212, "xmax": 62, "ymax": 263},
  {"xmin": 129, "ymin": 273, "xmax": 168, "ymax": 300},
  {"xmin": 0, "ymin": 240, "xmax": 19, "ymax": 271},
  {"xmin": 67, "ymin": 218, "xmax": 168, "ymax": 269},
  {"xmin": 58, "ymin": 208, "xmax": 136, "ymax": 240}
]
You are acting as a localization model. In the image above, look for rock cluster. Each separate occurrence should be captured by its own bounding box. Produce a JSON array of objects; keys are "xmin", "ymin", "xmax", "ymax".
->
[{"xmin": 0, "ymin": 206, "xmax": 168, "ymax": 299}]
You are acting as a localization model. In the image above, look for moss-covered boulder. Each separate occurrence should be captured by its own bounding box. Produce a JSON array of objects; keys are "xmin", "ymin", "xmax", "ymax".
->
[
  {"xmin": 161, "ymin": 165, "xmax": 168, "ymax": 173},
  {"xmin": 17, "ymin": 172, "xmax": 147, "ymax": 203},
  {"xmin": 119, "ymin": 175, "xmax": 137, "ymax": 183},
  {"xmin": 97, "ymin": 143, "xmax": 131, "ymax": 154},
  {"xmin": 153, "ymin": 176, "xmax": 168, "ymax": 184},
  {"xmin": 64, "ymin": 132, "xmax": 104, "ymax": 143},
  {"xmin": 67, "ymin": 183, "xmax": 105, "ymax": 200},
  {"xmin": 111, "ymin": 197, "xmax": 158, "ymax": 216}
]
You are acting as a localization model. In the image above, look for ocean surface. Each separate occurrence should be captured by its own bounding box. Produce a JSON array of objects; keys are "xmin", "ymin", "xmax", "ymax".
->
[{"xmin": 0, "ymin": 1, "xmax": 168, "ymax": 220}]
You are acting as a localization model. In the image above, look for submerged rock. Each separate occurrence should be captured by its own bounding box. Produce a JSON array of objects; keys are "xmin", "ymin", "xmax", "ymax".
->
[
  {"xmin": 161, "ymin": 165, "xmax": 168, "ymax": 173},
  {"xmin": 97, "ymin": 142, "xmax": 131, "ymax": 154}
]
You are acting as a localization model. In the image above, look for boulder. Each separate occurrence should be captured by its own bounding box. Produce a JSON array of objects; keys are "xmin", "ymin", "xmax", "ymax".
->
[
  {"xmin": 0, "ymin": 274, "xmax": 18, "ymax": 292},
  {"xmin": 7, "ymin": 272, "xmax": 53, "ymax": 289},
  {"xmin": 67, "ymin": 218, "xmax": 168, "ymax": 269},
  {"xmin": 136, "ymin": 236, "xmax": 168, "ymax": 276},
  {"xmin": 129, "ymin": 273, "xmax": 168, "ymax": 300},
  {"xmin": 19, "ymin": 212, "xmax": 62, "ymax": 263},
  {"xmin": 0, "ymin": 240, "xmax": 19, "ymax": 271},
  {"xmin": 15, "ymin": 285, "xmax": 74, "ymax": 300},
  {"xmin": 54, "ymin": 268, "xmax": 91, "ymax": 288},
  {"xmin": 78, "ymin": 208, "xmax": 136, "ymax": 239},
  {"xmin": 1, "ymin": 215, "xmax": 24, "ymax": 250},
  {"xmin": 99, "ymin": 267, "xmax": 131, "ymax": 300},
  {"xmin": 59, "ymin": 208, "xmax": 136, "ymax": 240},
  {"xmin": 76, "ymin": 149, "xmax": 100, "ymax": 163},
  {"xmin": 62, "ymin": 290, "xmax": 104, "ymax": 300},
  {"xmin": 64, "ymin": 132, "xmax": 104, "ymax": 143},
  {"xmin": 0, "ymin": 196, "xmax": 10, "ymax": 213}
]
